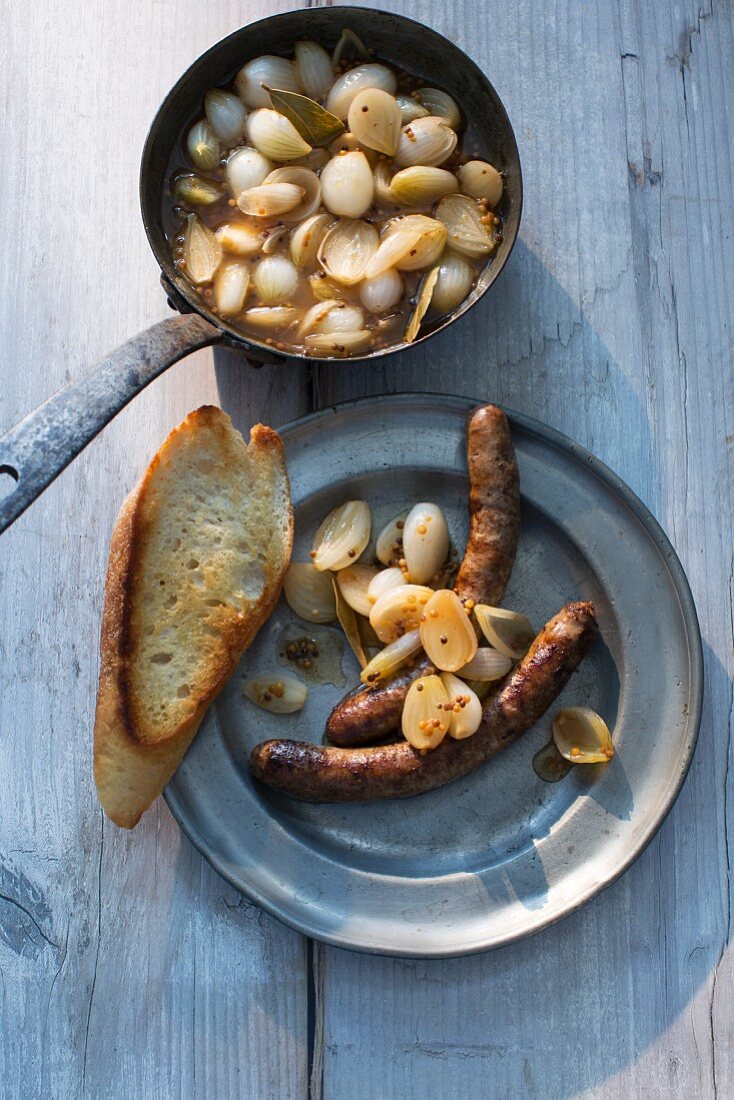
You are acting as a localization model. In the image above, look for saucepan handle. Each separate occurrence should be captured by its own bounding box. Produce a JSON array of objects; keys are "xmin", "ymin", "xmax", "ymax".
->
[{"xmin": 0, "ymin": 313, "xmax": 223, "ymax": 535}]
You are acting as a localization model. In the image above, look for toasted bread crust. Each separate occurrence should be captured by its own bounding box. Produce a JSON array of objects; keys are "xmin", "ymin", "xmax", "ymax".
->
[
  {"xmin": 93, "ymin": 407, "xmax": 292, "ymax": 827},
  {"xmin": 93, "ymin": 485, "xmax": 203, "ymax": 828}
]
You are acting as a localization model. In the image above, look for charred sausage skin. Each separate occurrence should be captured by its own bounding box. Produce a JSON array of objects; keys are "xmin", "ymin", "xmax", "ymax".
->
[
  {"xmin": 324, "ymin": 662, "xmax": 427, "ymax": 746},
  {"xmin": 453, "ymin": 404, "xmax": 521, "ymax": 607},
  {"xmin": 250, "ymin": 601, "xmax": 598, "ymax": 802},
  {"xmin": 325, "ymin": 404, "xmax": 521, "ymax": 748}
]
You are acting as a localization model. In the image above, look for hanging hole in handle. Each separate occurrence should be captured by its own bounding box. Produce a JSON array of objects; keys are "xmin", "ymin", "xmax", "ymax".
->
[{"xmin": 0, "ymin": 465, "xmax": 19, "ymax": 502}]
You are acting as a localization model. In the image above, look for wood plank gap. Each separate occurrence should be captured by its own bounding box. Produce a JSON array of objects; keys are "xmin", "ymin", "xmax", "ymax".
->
[
  {"xmin": 306, "ymin": 939, "xmax": 325, "ymax": 1099},
  {"xmin": 308, "ymin": 363, "xmax": 319, "ymax": 416}
]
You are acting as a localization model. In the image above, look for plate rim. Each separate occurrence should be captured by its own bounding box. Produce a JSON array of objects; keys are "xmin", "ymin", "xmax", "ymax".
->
[{"xmin": 164, "ymin": 393, "xmax": 704, "ymax": 957}]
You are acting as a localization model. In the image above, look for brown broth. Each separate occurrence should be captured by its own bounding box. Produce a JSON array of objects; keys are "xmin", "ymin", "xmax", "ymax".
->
[{"xmin": 162, "ymin": 49, "xmax": 503, "ymax": 358}]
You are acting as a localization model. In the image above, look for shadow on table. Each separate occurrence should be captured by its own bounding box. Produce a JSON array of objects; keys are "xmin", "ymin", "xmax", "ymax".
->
[
  {"xmin": 337, "ymin": 642, "xmax": 721, "ymax": 1100},
  {"xmin": 201, "ymin": 237, "xmax": 723, "ymax": 1096}
]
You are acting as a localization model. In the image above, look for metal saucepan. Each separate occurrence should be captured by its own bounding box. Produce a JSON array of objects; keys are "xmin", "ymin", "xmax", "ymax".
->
[{"xmin": 0, "ymin": 7, "xmax": 521, "ymax": 534}]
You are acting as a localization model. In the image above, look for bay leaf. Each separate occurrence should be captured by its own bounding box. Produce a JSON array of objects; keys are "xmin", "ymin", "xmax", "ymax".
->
[
  {"xmin": 405, "ymin": 264, "xmax": 440, "ymax": 343},
  {"xmin": 266, "ymin": 86, "xmax": 344, "ymax": 147},
  {"xmin": 358, "ymin": 616, "xmax": 381, "ymax": 651},
  {"xmin": 333, "ymin": 579, "xmax": 368, "ymax": 668}
]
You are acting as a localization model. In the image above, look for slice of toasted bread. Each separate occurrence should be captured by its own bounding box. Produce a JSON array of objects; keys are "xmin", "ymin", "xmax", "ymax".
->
[{"xmin": 93, "ymin": 406, "xmax": 292, "ymax": 828}]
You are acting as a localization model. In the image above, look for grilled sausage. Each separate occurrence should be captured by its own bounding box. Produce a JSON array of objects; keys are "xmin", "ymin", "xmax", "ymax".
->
[
  {"xmin": 325, "ymin": 404, "xmax": 520, "ymax": 747},
  {"xmin": 453, "ymin": 403, "xmax": 521, "ymax": 606},
  {"xmin": 325, "ymin": 663, "xmax": 426, "ymax": 747},
  {"xmin": 250, "ymin": 601, "xmax": 597, "ymax": 802}
]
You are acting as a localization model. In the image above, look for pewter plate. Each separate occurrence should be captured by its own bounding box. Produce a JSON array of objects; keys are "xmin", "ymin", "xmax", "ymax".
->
[{"xmin": 164, "ymin": 394, "xmax": 702, "ymax": 957}]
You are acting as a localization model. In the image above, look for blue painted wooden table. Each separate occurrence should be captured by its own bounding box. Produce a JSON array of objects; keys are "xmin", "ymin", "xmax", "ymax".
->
[{"xmin": 0, "ymin": 1, "xmax": 731, "ymax": 1096}]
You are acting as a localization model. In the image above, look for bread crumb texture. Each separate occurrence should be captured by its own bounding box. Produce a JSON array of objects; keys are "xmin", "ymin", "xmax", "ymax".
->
[
  {"xmin": 126, "ymin": 408, "xmax": 291, "ymax": 742},
  {"xmin": 93, "ymin": 406, "xmax": 292, "ymax": 825}
]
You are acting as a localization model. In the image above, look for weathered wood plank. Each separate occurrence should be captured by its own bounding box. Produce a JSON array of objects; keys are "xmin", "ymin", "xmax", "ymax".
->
[
  {"xmin": 0, "ymin": 3, "xmax": 310, "ymax": 1098},
  {"xmin": 314, "ymin": 1, "xmax": 734, "ymax": 1097},
  {"xmin": 1, "ymin": 0, "xmax": 732, "ymax": 1097}
]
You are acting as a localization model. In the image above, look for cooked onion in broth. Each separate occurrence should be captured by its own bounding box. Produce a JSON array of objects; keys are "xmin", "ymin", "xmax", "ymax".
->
[{"xmin": 164, "ymin": 35, "xmax": 504, "ymax": 357}]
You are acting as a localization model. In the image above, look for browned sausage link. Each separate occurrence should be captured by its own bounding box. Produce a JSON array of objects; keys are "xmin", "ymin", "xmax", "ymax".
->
[
  {"xmin": 454, "ymin": 403, "xmax": 521, "ymax": 606},
  {"xmin": 323, "ymin": 661, "xmax": 428, "ymax": 746},
  {"xmin": 324, "ymin": 404, "xmax": 521, "ymax": 748},
  {"xmin": 250, "ymin": 602, "xmax": 597, "ymax": 802}
]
